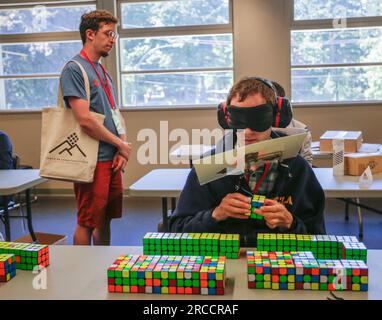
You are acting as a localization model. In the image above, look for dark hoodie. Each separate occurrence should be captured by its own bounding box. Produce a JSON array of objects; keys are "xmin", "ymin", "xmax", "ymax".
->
[{"xmin": 169, "ymin": 131, "xmax": 326, "ymax": 246}]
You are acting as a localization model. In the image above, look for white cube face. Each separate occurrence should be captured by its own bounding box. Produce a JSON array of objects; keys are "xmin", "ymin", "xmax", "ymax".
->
[
  {"xmin": 201, "ymin": 288, "xmax": 209, "ymax": 295},
  {"xmin": 145, "ymin": 286, "xmax": 153, "ymax": 294},
  {"xmin": 248, "ymin": 274, "xmax": 256, "ymax": 282}
]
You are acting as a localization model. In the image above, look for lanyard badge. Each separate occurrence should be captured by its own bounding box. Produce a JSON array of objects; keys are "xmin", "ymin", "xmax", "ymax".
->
[{"xmin": 80, "ymin": 50, "xmax": 125, "ymax": 135}]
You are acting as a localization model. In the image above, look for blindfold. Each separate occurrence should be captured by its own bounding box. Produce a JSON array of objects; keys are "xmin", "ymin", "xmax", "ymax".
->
[{"xmin": 227, "ymin": 104, "xmax": 273, "ymax": 132}]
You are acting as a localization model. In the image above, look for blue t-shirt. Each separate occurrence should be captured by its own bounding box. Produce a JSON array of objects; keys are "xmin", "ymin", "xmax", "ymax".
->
[{"xmin": 60, "ymin": 54, "xmax": 119, "ymax": 162}]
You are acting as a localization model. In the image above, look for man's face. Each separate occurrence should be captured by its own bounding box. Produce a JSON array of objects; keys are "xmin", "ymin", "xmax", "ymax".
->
[
  {"xmin": 230, "ymin": 93, "xmax": 272, "ymax": 145},
  {"xmin": 89, "ymin": 22, "xmax": 117, "ymax": 57}
]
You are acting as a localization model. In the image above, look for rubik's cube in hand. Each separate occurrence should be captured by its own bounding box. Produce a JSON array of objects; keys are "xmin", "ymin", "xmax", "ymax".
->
[{"xmin": 248, "ymin": 195, "xmax": 266, "ymax": 220}]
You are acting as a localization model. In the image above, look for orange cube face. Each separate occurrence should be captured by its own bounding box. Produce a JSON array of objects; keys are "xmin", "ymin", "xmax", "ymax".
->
[
  {"xmin": 184, "ymin": 287, "xmax": 193, "ymax": 294},
  {"xmin": 169, "ymin": 287, "xmax": 177, "ymax": 294},
  {"xmin": 177, "ymin": 287, "xmax": 185, "ymax": 294}
]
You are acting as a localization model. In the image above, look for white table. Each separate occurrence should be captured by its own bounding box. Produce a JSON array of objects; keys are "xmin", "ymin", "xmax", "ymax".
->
[
  {"xmin": 128, "ymin": 169, "xmax": 191, "ymax": 231},
  {"xmin": 0, "ymin": 245, "xmax": 380, "ymax": 300},
  {"xmin": 170, "ymin": 145, "xmax": 214, "ymax": 167},
  {"xmin": 0, "ymin": 170, "xmax": 47, "ymax": 242}
]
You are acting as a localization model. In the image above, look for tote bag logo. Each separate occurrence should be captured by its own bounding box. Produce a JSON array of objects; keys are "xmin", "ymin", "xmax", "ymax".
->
[{"xmin": 49, "ymin": 133, "xmax": 86, "ymax": 157}]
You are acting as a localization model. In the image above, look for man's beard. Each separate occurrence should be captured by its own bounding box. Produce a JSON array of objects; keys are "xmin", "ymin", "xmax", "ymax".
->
[{"xmin": 101, "ymin": 51, "xmax": 109, "ymax": 58}]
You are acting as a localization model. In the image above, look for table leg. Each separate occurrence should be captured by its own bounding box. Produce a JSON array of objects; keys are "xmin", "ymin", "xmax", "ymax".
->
[
  {"xmin": 171, "ymin": 198, "xmax": 176, "ymax": 212},
  {"xmin": 345, "ymin": 199, "xmax": 349, "ymax": 221},
  {"xmin": 355, "ymin": 198, "xmax": 363, "ymax": 239},
  {"xmin": 162, "ymin": 197, "xmax": 168, "ymax": 232},
  {"xmin": 2, "ymin": 196, "xmax": 11, "ymax": 241},
  {"xmin": 25, "ymin": 189, "xmax": 37, "ymax": 243}
]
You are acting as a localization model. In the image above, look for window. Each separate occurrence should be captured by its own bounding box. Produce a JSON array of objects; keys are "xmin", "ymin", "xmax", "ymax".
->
[
  {"xmin": 118, "ymin": 0, "xmax": 233, "ymax": 108},
  {"xmin": 291, "ymin": 0, "xmax": 382, "ymax": 104},
  {"xmin": 0, "ymin": 2, "xmax": 96, "ymax": 109}
]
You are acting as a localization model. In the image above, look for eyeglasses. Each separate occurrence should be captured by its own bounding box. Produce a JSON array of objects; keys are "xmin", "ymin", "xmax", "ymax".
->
[{"xmin": 101, "ymin": 30, "xmax": 119, "ymax": 40}]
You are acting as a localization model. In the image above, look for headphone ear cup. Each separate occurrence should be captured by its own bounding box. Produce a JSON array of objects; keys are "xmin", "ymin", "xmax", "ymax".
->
[
  {"xmin": 217, "ymin": 102, "xmax": 230, "ymax": 129},
  {"xmin": 272, "ymin": 97, "xmax": 293, "ymax": 128}
]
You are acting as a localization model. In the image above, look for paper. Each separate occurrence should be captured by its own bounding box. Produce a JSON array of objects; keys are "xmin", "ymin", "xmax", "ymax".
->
[
  {"xmin": 193, "ymin": 132, "xmax": 307, "ymax": 185},
  {"xmin": 359, "ymin": 166, "xmax": 373, "ymax": 189}
]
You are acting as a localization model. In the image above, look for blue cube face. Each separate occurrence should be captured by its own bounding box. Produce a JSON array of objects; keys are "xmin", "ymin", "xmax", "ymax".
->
[
  {"xmin": 138, "ymin": 271, "xmax": 145, "ymax": 279},
  {"xmin": 153, "ymin": 286, "xmax": 161, "ymax": 294},
  {"xmin": 296, "ymin": 275, "xmax": 303, "ymax": 282},
  {"xmin": 287, "ymin": 268, "xmax": 294, "ymax": 275},
  {"xmin": 208, "ymin": 288, "xmax": 216, "ymax": 295},
  {"xmin": 360, "ymin": 284, "xmax": 368, "ymax": 292},
  {"xmin": 208, "ymin": 273, "xmax": 215, "ymax": 280},
  {"xmin": 280, "ymin": 283, "xmax": 288, "ymax": 290},
  {"xmin": 312, "ymin": 276, "xmax": 319, "ymax": 283}
]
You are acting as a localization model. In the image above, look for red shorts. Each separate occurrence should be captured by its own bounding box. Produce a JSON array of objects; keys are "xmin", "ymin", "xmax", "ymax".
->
[{"xmin": 74, "ymin": 161, "xmax": 123, "ymax": 229}]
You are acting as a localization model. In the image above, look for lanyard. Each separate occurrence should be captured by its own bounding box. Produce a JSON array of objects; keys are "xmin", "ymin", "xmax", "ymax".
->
[
  {"xmin": 80, "ymin": 49, "xmax": 115, "ymax": 110},
  {"xmin": 245, "ymin": 162, "xmax": 271, "ymax": 194}
]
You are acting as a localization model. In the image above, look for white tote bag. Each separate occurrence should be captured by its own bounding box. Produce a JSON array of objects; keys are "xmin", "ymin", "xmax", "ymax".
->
[{"xmin": 39, "ymin": 60, "xmax": 105, "ymax": 183}]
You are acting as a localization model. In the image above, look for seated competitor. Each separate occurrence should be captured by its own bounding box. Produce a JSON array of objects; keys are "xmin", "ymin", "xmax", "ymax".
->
[{"xmin": 169, "ymin": 77, "xmax": 326, "ymax": 246}]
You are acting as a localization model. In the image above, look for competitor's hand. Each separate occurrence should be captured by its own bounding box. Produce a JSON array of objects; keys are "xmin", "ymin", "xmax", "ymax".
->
[
  {"xmin": 212, "ymin": 193, "xmax": 251, "ymax": 222},
  {"xmin": 253, "ymin": 199, "xmax": 293, "ymax": 229},
  {"xmin": 112, "ymin": 152, "xmax": 127, "ymax": 173}
]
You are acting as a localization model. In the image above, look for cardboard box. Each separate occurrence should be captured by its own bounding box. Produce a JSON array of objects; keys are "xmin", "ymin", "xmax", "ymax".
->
[
  {"xmin": 14, "ymin": 232, "xmax": 67, "ymax": 245},
  {"xmin": 345, "ymin": 153, "xmax": 382, "ymax": 176},
  {"xmin": 320, "ymin": 131, "xmax": 362, "ymax": 153}
]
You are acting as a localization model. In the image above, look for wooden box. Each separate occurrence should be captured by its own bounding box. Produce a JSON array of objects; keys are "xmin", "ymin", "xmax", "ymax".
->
[
  {"xmin": 320, "ymin": 131, "xmax": 362, "ymax": 153},
  {"xmin": 345, "ymin": 153, "xmax": 382, "ymax": 176}
]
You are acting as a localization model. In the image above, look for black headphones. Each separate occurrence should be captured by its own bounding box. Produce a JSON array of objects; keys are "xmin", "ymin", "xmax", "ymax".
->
[{"xmin": 217, "ymin": 77, "xmax": 293, "ymax": 129}]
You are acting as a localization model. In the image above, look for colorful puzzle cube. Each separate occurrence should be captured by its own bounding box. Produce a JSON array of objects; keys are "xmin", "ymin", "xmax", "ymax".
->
[
  {"xmin": 249, "ymin": 195, "xmax": 266, "ymax": 220},
  {"xmin": 0, "ymin": 254, "xmax": 16, "ymax": 282},
  {"xmin": 0, "ymin": 242, "xmax": 49, "ymax": 270},
  {"xmin": 107, "ymin": 254, "xmax": 226, "ymax": 295}
]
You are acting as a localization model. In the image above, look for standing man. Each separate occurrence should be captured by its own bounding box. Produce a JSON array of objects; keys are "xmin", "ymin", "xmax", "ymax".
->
[{"xmin": 60, "ymin": 10, "xmax": 131, "ymax": 245}]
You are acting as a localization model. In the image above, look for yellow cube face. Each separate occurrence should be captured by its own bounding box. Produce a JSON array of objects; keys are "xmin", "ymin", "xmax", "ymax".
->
[
  {"xmin": 264, "ymin": 282, "xmax": 271, "ymax": 289},
  {"xmin": 352, "ymin": 284, "xmax": 360, "ymax": 291},
  {"xmin": 287, "ymin": 275, "xmax": 295, "ymax": 283},
  {"xmin": 360, "ymin": 276, "xmax": 368, "ymax": 284},
  {"xmin": 288, "ymin": 283, "xmax": 295, "ymax": 290},
  {"xmin": 161, "ymin": 272, "xmax": 168, "ymax": 279},
  {"xmin": 161, "ymin": 287, "xmax": 169, "ymax": 294},
  {"xmin": 123, "ymin": 286, "xmax": 130, "ymax": 293},
  {"xmin": 6, "ymin": 274, "xmax": 10, "ymax": 281},
  {"xmin": 216, "ymin": 273, "xmax": 223, "ymax": 281},
  {"xmin": 264, "ymin": 274, "xmax": 271, "ymax": 282},
  {"xmin": 272, "ymin": 283, "xmax": 279, "ymax": 290},
  {"xmin": 311, "ymin": 283, "xmax": 319, "ymax": 291},
  {"xmin": 145, "ymin": 271, "xmax": 152, "ymax": 279},
  {"xmin": 177, "ymin": 272, "xmax": 183, "ymax": 279},
  {"xmin": 122, "ymin": 270, "xmax": 129, "ymax": 278}
]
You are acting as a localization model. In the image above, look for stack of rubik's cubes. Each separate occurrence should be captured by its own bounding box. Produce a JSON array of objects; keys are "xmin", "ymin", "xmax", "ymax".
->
[
  {"xmin": 0, "ymin": 241, "xmax": 50, "ymax": 270},
  {"xmin": 248, "ymin": 195, "xmax": 266, "ymax": 220},
  {"xmin": 143, "ymin": 232, "xmax": 240, "ymax": 259},
  {"xmin": 247, "ymin": 233, "xmax": 368, "ymax": 291},
  {"xmin": 107, "ymin": 254, "xmax": 226, "ymax": 295},
  {"xmin": 0, "ymin": 254, "xmax": 16, "ymax": 282},
  {"xmin": 247, "ymin": 250, "xmax": 368, "ymax": 291},
  {"xmin": 256, "ymin": 233, "xmax": 367, "ymax": 261}
]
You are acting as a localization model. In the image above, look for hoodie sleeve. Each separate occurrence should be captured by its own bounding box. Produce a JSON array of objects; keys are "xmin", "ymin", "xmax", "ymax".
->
[
  {"xmin": 287, "ymin": 158, "xmax": 326, "ymax": 235},
  {"xmin": 169, "ymin": 168, "xmax": 223, "ymax": 233}
]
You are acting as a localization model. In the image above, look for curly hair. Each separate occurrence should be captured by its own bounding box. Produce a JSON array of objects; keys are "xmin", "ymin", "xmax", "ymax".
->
[
  {"xmin": 79, "ymin": 10, "xmax": 118, "ymax": 44},
  {"xmin": 226, "ymin": 77, "xmax": 275, "ymax": 106}
]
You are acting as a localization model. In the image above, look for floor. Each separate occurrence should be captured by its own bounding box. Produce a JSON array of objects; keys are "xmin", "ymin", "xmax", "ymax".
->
[{"xmin": 1, "ymin": 197, "xmax": 381, "ymax": 249}]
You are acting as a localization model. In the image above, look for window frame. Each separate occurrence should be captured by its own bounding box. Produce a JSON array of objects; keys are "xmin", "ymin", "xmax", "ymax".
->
[
  {"xmin": 116, "ymin": 0, "xmax": 234, "ymax": 110},
  {"xmin": 0, "ymin": 0, "xmax": 97, "ymax": 111},
  {"xmin": 289, "ymin": 0, "xmax": 382, "ymax": 107}
]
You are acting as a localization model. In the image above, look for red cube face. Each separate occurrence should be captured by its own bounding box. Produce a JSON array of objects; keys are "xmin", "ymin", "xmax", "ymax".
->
[
  {"xmin": 185, "ymin": 287, "xmax": 193, "ymax": 294},
  {"xmin": 169, "ymin": 287, "xmax": 177, "ymax": 294},
  {"xmin": 311, "ymin": 268, "xmax": 319, "ymax": 276},
  {"xmin": 304, "ymin": 269, "xmax": 311, "ymax": 275},
  {"xmin": 360, "ymin": 269, "xmax": 368, "ymax": 276},
  {"xmin": 146, "ymin": 279, "xmax": 153, "ymax": 286},
  {"xmin": 248, "ymin": 282, "xmax": 255, "ymax": 289},
  {"xmin": 271, "ymin": 268, "xmax": 279, "ymax": 275},
  {"xmin": 296, "ymin": 283, "xmax": 303, "ymax": 290},
  {"xmin": 108, "ymin": 278, "xmax": 115, "ymax": 285},
  {"xmin": 216, "ymin": 280, "xmax": 224, "ymax": 288},
  {"xmin": 352, "ymin": 269, "xmax": 360, "ymax": 276},
  {"xmin": 217, "ymin": 288, "xmax": 224, "ymax": 295},
  {"xmin": 169, "ymin": 280, "xmax": 176, "ymax": 287},
  {"xmin": 192, "ymin": 288, "xmax": 200, "ymax": 295},
  {"xmin": 138, "ymin": 286, "xmax": 145, "ymax": 293},
  {"xmin": 255, "ymin": 267, "xmax": 263, "ymax": 274}
]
